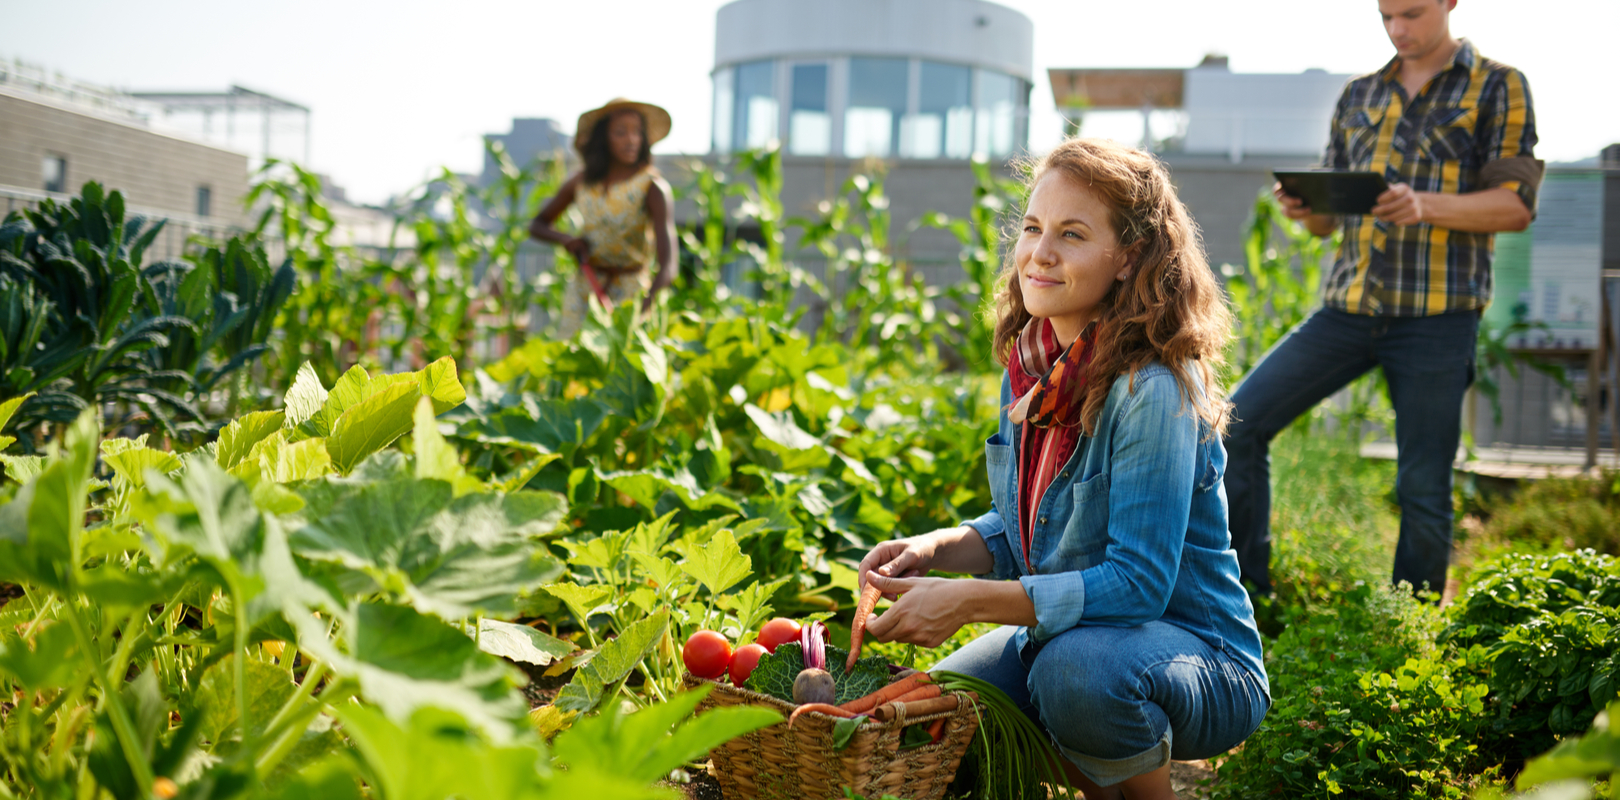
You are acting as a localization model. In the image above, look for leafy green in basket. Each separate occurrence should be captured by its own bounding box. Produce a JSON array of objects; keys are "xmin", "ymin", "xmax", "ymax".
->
[{"xmin": 744, "ymin": 642, "xmax": 890, "ymax": 705}]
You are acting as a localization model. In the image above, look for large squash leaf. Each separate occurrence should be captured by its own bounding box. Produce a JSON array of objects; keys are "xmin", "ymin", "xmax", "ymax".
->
[
  {"xmin": 474, "ymin": 619, "xmax": 576, "ymax": 667},
  {"xmin": 326, "ymin": 381, "xmax": 419, "ymax": 475},
  {"xmin": 288, "ymin": 478, "xmax": 566, "ymax": 619},
  {"xmin": 216, "ymin": 410, "xmax": 287, "ymax": 470}
]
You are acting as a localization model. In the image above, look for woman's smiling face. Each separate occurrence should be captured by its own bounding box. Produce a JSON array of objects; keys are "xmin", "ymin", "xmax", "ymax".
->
[{"xmin": 1014, "ymin": 172, "xmax": 1133, "ymax": 342}]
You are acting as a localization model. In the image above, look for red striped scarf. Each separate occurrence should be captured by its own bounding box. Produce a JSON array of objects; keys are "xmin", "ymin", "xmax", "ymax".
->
[{"xmin": 1008, "ymin": 318, "xmax": 1097, "ymax": 569}]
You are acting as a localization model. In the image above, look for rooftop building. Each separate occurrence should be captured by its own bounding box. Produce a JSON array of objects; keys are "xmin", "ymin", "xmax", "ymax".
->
[
  {"xmin": 712, "ymin": 0, "xmax": 1033, "ymax": 161},
  {"xmin": 1050, "ymin": 56, "xmax": 1352, "ymax": 162}
]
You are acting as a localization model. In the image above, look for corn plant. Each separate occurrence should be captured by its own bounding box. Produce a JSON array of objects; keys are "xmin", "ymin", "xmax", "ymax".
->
[{"xmin": 248, "ymin": 160, "xmax": 384, "ymax": 387}]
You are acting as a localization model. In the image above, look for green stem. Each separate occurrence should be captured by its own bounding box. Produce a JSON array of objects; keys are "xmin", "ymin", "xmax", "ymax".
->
[
  {"xmin": 63, "ymin": 601, "xmax": 153, "ymax": 793},
  {"xmin": 256, "ymin": 660, "xmax": 328, "ymax": 755},
  {"xmin": 233, "ymin": 587, "xmax": 251, "ymax": 754},
  {"xmin": 255, "ymin": 672, "xmax": 347, "ymax": 778},
  {"xmin": 636, "ymin": 662, "xmax": 668, "ymax": 704}
]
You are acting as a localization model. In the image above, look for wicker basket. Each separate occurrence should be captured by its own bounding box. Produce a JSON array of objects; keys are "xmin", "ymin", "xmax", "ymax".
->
[{"xmin": 685, "ymin": 672, "xmax": 980, "ymax": 800}]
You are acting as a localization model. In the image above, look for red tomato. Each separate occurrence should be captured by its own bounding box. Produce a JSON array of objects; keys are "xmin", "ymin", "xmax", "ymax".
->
[
  {"xmin": 756, "ymin": 618, "xmax": 802, "ymax": 654},
  {"xmin": 729, "ymin": 643, "xmax": 768, "ymax": 687},
  {"xmin": 683, "ymin": 630, "xmax": 733, "ymax": 679}
]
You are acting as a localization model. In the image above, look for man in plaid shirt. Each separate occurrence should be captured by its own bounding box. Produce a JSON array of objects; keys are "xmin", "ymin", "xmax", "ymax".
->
[{"xmin": 1225, "ymin": 0, "xmax": 1541, "ymax": 598}]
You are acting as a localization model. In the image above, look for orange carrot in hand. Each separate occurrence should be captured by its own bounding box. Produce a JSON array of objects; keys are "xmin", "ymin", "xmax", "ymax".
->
[
  {"xmin": 838, "ymin": 671, "xmax": 934, "ymax": 714},
  {"xmin": 789, "ymin": 703, "xmax": 857, "ymax": 727},
  {"xmin": 847, "ymin": 581, "xmax": 884, "ymax": 672}
]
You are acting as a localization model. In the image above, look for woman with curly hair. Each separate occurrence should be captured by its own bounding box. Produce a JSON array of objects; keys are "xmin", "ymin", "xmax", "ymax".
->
[
  {"xmin": 529, "ymin": 98, "xmax": 676, "ymax": 337},
  {"xmin": 857, "ymin": 138, "xmax": 1269, "ymax": 798}
]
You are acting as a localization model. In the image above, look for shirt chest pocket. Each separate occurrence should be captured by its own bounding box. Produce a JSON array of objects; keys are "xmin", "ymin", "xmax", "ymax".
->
[
  {"xmin": 1049, "ymin": 472, "xmax": 1109, "ymax": 568},
  {"xmin": 1340, "ymin": 107, "xmax": 1385, "ymax": 166},
  {"xmin": 1419, "ymin": 103, "xmax": 1480, "ymax": 165}
]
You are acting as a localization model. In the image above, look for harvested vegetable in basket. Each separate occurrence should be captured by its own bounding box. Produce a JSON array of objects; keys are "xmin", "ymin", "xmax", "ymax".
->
[
  {"xmin": 744, "ymin": 641, "xmax": 890, "ymax": 705},
  {"xmin": 932, "ymin": 671, "xmax": 1075, "ymax": 799}
]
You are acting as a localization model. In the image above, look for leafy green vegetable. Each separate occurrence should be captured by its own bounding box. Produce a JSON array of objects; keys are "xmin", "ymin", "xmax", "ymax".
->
[
  {"xmin": 744, "ymin": 643, "xmax": 803, "ymax": 702},
  {"xmin": 744, "ymin": 642, "xmax": 889, "ymax": 705}
]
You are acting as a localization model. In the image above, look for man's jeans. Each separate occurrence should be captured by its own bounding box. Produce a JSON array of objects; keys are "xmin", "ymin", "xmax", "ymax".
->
[{"xmin": 1224, "ymin": 307, "xmax": 1478, "ymax": 596}]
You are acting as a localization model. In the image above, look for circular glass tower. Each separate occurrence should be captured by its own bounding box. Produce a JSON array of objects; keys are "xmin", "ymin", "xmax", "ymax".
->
[{"xmin": 712, "ymin": 0, "xmax": 1034, "ymax": 160}]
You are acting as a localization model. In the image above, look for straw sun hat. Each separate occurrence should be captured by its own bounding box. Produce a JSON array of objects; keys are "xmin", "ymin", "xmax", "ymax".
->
[{"xmin": 573, "ymin": 98, "xmax": 672, "ymax": 154}]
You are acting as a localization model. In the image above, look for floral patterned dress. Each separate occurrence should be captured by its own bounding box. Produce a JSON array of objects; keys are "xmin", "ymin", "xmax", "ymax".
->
[{"xmin": 558, "ymin": 168, "xmax": 656, "ymax": 337}]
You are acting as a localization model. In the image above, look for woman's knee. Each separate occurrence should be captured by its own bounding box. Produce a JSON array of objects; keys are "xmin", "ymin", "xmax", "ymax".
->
[{"xmin": 1025, "ymin": 629, "xmax": 1166, "ymax": 759}]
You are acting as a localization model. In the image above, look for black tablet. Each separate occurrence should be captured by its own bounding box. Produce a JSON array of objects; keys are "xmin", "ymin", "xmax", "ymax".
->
[{"xmin": 1273, "ymin": 170, "xmax": 1391, "ymax": 215}]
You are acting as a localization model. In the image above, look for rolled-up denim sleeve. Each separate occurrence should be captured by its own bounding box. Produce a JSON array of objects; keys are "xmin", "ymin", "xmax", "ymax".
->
[
  {"xmin": 963, "ymin": 508, "xmax": 1017, "ymax": 580},
  {"xmin": 1019, "ymin": 374, "xmax": 1197, "ymax": 639}
]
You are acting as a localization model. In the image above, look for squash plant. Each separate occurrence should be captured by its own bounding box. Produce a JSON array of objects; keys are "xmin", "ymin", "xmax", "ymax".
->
[{"xmin": 0, "ymin": 358, "xmax": 779, "ymax": 799}]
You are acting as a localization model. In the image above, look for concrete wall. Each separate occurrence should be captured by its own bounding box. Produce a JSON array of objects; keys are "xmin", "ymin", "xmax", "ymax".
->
[
  {"xmin": 1160, "ymin": 153, "xmax": 1322, "ymax": 269},
  {"xmin": 0, "ymin": 86, "xmax": 249, "ymax": 226}
]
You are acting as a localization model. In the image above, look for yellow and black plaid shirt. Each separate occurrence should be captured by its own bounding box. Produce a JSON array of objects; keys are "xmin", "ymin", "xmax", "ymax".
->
[{"xmin": 1322, "ymin": 39, "xmax": 1538, "ymax": 317}]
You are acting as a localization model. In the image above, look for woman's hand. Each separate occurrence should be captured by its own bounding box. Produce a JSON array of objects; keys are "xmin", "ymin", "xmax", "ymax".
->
[
  {"xmin": 857, "ymin": 536, "xmax": 938, "ymax": 599},
  {"xmin": 564, "ymin": 236, "xmax": 591, "ymax": 262},
  {"xmin": 860, "ymin": 572, "xmax": 970, "ymax": 648}
]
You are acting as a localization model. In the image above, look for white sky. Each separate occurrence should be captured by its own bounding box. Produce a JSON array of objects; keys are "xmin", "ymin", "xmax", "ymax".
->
[{"xmin": 3, "ymin": 0, "xmax": 1614, "ymax": 205}]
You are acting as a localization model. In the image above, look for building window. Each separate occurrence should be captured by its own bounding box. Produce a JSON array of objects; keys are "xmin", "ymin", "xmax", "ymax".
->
[
  {"xmin": 975, "ymin": 70, "xmax": 1024, "ymax": 158},
  {"xmin": 733, "ymin": 60, "xmax": 778, "ymax": 151},
  {"xmin": 788, "ymin": 63, "xmax": 830, "ymax": 156},
  {"xmin": 196, "ymin": 186, "xmax": 212, "ymax": 218},
  {"xmin": 712, "ymin": 67, "xmax": 735, "ymax": 153},
  {"xmin": 905, "ymin": 61, "xmax": 974, "ymax": 159},
  {"xmin": 42, "ymin": 155, "xmax": 67, "ymax": 193},
  {"xmin": 844, "ymin": 57, "xmax": 908, "ymax": 158}
]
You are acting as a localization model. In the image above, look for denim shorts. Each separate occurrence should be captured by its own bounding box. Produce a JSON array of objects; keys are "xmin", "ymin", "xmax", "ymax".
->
[{"xmin": 932, "ymin": 622, "xmax": 1270, "ymax": 787}]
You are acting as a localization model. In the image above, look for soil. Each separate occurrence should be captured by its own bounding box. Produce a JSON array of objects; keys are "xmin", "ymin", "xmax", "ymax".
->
[
  {"xmin": 1169, "ymin": 759, "xmax": 1216, "ymax": 798},
  {"xmin": 508, "ymin": 658, "xmax": 576, "ymax": 709},
  {"xmin": 664, "ymin": 766, "xmax": 724, "ymax": 800}
]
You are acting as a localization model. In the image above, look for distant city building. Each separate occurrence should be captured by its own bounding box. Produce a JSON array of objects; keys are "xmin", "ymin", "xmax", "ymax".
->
[
  {"xmin": 712, "ymin": 0, "xmax": 1032, "ymax": 160},
  {"xmin": 1051, "ymin": 56, "xmax": 1351, "ymax": 162},
  {"xmin": 481, "ymin": 118, "xmax": 570, "ymax": 186},
  {"xmin": 700, "ymin": 0, "xmax": 1035, "ymax": 292},
  {"xmin": 0, "ymin": 56, "xmax": 401, "ymax": 253},
  {"xmin": 130, "ymin": 85, "xmax": 312, "ymax": 171},
  {"xmin": 0, "ymin": 57, "xmax": 249, "ymax": 232},
  {"xmin": 1048, "ymin": 57, "xmax": 1351, "ymax": 269}
]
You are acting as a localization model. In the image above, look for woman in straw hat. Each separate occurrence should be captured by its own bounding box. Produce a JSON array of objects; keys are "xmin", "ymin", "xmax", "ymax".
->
[{"xmin": 529, "ymin": 98, "xmax": 675, "ymax": 337}]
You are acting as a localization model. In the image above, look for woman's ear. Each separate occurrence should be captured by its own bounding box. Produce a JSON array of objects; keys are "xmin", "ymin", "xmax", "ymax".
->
[{"xmin": 1115, "ymin": 244, "xmax": 1140, "ymax": 282}]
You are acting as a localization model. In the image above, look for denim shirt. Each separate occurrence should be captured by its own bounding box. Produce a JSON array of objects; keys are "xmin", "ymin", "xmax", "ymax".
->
[{"xmin": 963, "ymin": 363, "xmax": 1269, "ymax": 685}]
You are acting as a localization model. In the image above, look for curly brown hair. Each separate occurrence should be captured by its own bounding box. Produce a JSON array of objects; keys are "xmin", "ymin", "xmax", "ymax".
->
[{"xmin": 992, "ymin": 138, "xmax": 1234, "ymax": 436}]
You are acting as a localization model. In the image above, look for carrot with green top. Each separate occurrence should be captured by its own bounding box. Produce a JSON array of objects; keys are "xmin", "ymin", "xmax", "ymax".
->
[
  {"xmin": 837, "ymin": 671, "xmax": 934, "ymax": 714},
  {"xmin": 846, "ymin": 581, "xmax": 883, "ymax": 672}
]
